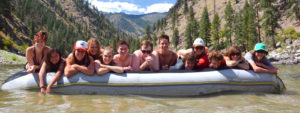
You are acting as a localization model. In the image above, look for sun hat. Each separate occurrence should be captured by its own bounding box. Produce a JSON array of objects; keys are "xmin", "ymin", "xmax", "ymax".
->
[
  {"xmin": 193, "ymin": 38, "xmax": 205, "ymax": 46},
  {"xmin": 74, "ymin": 40, "xmax": 88, "ymax": 51},
  {"xmin": 254, "ymin": 43, "xmax": 267, "ymax": 52}
]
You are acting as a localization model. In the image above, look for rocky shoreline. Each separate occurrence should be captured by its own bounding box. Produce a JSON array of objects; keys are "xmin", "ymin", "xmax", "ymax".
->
[
  {"xmin": 269, "ymin": 38, "xmax": 300, "ymax": 65},
  {"xmin": 0, "ymin": 50, "xmax": 26, "ymax": 65}
]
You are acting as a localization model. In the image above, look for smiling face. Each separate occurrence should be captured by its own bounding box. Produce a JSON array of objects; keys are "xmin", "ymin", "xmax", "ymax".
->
[
  {"xmin": 255, "ymin": 50, "xmax": 266, "ymax": 61},
  {"xmin": 118, "ymin": 44, "xmax": 129, "ymax": 56},
  {"xmin": 193, "ymin": 45, "xmax": 205, "ymax": 56},
  {"xmin": 102, "ymin": 50, "xmax": 113, "ymax": 65},
  {"xmin": 230, "ymin": 52, "xmax": 241, "ymax": 61},
  {"xmin": 141, "ymin": 45, "xmax": 152, "ymax": 58},
  {"xmin": 159, "ymin": 38, "xmax": 169, "ymax": 51},
  {"xmin": 89, "ymin": 42, "xmax": 99, "ymax": 56},
  {"xmin": 209, "ymin": 59, "xmax": 221, "ymax": 69},
  {"xmin": 50, "ymin": 52, "xmax": 60, "ymax": 65},
  {"xmin": 35, "ymin": 40, "xmax": 45, "ymax": 49},
  {"xmin": 75, "ymin": 49, "xmax": 86, "ymax": 61}
]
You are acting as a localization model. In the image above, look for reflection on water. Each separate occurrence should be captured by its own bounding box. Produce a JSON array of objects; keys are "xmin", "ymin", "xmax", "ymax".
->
[{"xmin": 0, "ymin": 65, "xmax": 299, "ymax": 112}]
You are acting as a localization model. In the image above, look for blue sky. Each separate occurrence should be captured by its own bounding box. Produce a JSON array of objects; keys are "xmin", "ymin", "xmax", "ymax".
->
[{"xmin": 89, "ymin": 0, "xmax": 177, "ymax": 14}]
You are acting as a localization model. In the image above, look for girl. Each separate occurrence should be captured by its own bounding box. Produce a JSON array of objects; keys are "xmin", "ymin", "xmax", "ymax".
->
[
  {"xmin": 64, "ymin": 40, "xmax": 94, "ymax": 77},
  {"xmin": 87, "ymin": 38, "xmax": 102, "ymax": 60},
  {"xmin": 95, "ymin": 46, "xmax": 124, "ymax": 75},
  {"xmin": 38, "ymin": 48, "xmax": 65, "ymax": 93},
  {"xmin": 25, "ymin": 30, "xmax": 51, "ymax": 73},
  {"xmin": 224, "ymin": 46, "xmax": 249, "ymax": 70}
]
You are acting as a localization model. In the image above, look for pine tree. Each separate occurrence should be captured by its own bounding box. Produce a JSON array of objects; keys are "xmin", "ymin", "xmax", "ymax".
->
[
  {"xmin": 185, "ymin": 23, "xmax": 193, "ymax": 49},
  {"xmin": 247, "ymin": 2, "xmax": 259, "ymax": 50},
  {"xmin": 233, "ymin": 11, "xmax": 243, "ymax": 47},
  {"xmin": 188, "ymin": 5, "xmax": 195, "ymax": 21},
  {"xmin": 183, "ymin": 0, "xmax": 189, "ymax": 14},
  {"xmin": 143, "ymin": 25, "xmax": 151, "ymax": 41},
  {"xmin": 260, "ymin": 0, "xmax": 281, "ymax": 48},
  {"xmin": 171, "ymin": 9, "xmax": 178, "ymax": 28},
  {"xmin": 211, "ymin": 13, "xmax": 221, "ymax": 50},
  {"xmin": 172, "ymin": 28, "xmax": 179, "ymax": 50},
  {"xmin": 199, "ymin": 7, "xmax": 211, "ymax": 46},
  {"xmin": 224, "ymin": 1, "xmax": 234, "ymax": 46}
]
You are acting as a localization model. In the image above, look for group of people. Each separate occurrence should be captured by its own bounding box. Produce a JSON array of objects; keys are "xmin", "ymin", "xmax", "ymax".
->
[{"xmin": 25, "ymin": 30, "xmax": 278, "ymax": 93}]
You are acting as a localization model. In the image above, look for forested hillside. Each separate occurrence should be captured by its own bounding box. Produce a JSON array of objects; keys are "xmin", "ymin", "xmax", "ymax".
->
[
  {"xmin": 150, "ymin": 0, "xmax": 300, "ymax": 51},
  {"xmin": 104, "ymin": 12, "xmax": 167, "ymax": 37},
  {"xmin": 0, "ymin": 0, "xmax": 140, "ymax": 55}
]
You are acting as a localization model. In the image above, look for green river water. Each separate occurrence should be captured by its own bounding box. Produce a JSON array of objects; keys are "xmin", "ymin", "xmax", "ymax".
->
[{"xmin": 0, "ymin": 65, "xmax": 299, "ymax": 113}]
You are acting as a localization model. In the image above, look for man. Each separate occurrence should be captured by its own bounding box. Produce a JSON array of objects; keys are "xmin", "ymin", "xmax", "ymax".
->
[{"xmin": 156, "ymin": 34, "xmax": 178, "ymax": 70}]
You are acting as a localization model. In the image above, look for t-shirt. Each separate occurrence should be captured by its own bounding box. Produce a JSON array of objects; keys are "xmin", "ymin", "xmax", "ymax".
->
[
  {"xmin": 244, "ymin": 52, "xmax": 273, "ymax": 66},
  {"xmin": 197, "ymin": 55, "xmax": 209, "ymax": 70}
]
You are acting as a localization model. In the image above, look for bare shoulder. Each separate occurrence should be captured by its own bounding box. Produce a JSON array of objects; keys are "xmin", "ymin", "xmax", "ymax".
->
[{"xmin": 26, "ymin": 46, "xmax": 34, "ymax": 53}]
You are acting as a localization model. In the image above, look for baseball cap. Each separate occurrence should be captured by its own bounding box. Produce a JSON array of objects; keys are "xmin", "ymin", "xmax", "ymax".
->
[
  {"xmin": 74, "ymin": 40, "xmax": 88, "ymax": 51},
  {"xmin": 193, "ymin": 38, "xmax": 205, "ymax": 46}
]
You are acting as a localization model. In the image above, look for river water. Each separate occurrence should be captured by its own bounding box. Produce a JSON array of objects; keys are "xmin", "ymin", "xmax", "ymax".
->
[{"xmin": 0, "ymin": 65, "xmax": 299, "ymax": 112}]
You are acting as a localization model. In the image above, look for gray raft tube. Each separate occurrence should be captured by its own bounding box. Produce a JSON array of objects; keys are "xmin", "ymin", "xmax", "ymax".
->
[{"xmin": 1, "ymin": 69, "xmax": 286, "ymax": 97}]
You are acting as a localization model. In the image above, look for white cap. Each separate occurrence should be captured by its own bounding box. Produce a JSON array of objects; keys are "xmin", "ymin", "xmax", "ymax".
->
[
  {"xmin": 74, "ymin": 40, "xmax": 88, "ymax": 51},
  {"xmin": 193, "ymin": 38, "xmax": 205, "ymax": 46}
]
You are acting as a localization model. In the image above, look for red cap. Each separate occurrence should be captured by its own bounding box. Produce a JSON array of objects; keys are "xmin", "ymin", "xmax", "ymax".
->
[{"xmin": 74, "ymin": 40, "xmax": 88, "ymax": 51}]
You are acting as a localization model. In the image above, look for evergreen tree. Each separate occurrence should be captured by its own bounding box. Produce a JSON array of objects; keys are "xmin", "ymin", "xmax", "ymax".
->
[
  {"xmin": 233, "ymin": 11, "xmax": 244, "ymax": 47},
  {"xmin": 152, "ymin": 34, "xmax": 157, "ymax": 47},
  {"xmin": 247, "ymin": 2, "xmax": 259, "ymax": 50},
  {"xmin": 211, "ymin": 13, "xmax": 221, "ymax": 50},
  {"xmin": 224, "ymin": 1, "xmax": 234, "ymax": 46},
  {"xmin": 199, "ymin": 7, "xmax": 211, "ymax": 46},
  {"xmin": 183, "ymin": 0, "xmax": 189, "ymax": 14},
  {"xmin": 171, "ymin": 9, "xmax": 178, "ymax": 28},
  {"xmin": 260, "ymin": 0, "xmax": 281, "ymax": 48},
  {"xmin": 143, "ymin": 25, "xmax": 151, "ymax": 41},
  {"xmin": 188, "ymin": 5, "xmax": 195, "ymax": 21},
  {"xmin": 185, "ymin": 23, "xmax": 193, "ymax": 49},
  {"xmin": 172, "ymin": 28, "xmax": 179, "ymax": 50}
]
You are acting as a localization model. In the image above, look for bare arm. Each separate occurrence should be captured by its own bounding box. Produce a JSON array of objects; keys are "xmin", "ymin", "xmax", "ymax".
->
[
  {"xmin": 64, "ymin": 56, "xmax": 79, "ymax": 78},
  {"xmin": 74, "ymin": 56, "xmax": 95, "ymax": 76},
  {"xmin": 38, "ymin": 62, "xmax": 47, "ymax": 88},
  {"xmin": 224, "ymin": 56, "xmax": 240, "ymax": 67},
  {"xmin": 95, "ymin": 60, "xmax": 110, "ymax": 75},
  {"xmin": 46, "ymin": 62, "xmax": 64, "ymax": 93},
  {"xmin": 102, "ymin": 65, "xmax": 124, "ymax": 73},
  {"xmin": 151, "ymin": 53, "xmax": 160, "ymax": 71},
  {"xmin": 236, "ymin": 58, "xmax": 250, "ymax": 70},
  {"xmin": 131, "ymin": 52, "xmax": 141, "ymax": 71},
  {"xmin": 250, "ymin": 62, "xmax": 277, "ymax": 74}
]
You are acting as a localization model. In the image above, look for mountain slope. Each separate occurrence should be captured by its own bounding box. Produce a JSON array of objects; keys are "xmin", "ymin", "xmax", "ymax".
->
[
  {"xmin": 154, "ymin": 0, "xmax": 300, "ymax": 50},
  {"xmin": 105, "ymin": 12, "xmax": 167, "ymax": 37},
  {"xmin": 0, "ymin": 0, "xmax": 130, "ymax": 55}
]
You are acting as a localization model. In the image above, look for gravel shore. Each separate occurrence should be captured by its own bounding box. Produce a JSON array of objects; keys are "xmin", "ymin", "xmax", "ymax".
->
[{"xmin": 0, "ymin": 50, "xmax": 26, "ymax": 65}]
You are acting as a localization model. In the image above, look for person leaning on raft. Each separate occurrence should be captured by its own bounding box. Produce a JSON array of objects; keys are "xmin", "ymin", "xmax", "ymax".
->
[
  {"xmin": 113, "ymin": 40, "xmax": 139, "ymax": 71},
  {"xmin": 178, "ymin": 38, "xmax": 209, "ymax": 70},
  {"xmin": 38, "ymin": 48, "xmax": 65, "ymax": 93},
  {"xmin": 25, "ymin": 30, "xmax": 51, "ymax": 73},
  {"xmin": 155, "ymin": 34, "xmax": 178, "ymax": 70},
  {"xmin": 95, "ymin": 46, "xmax": 124, "ymax": 75},
  {"xmin": 64, "ymin": 40, "xmax": 94, "ymax": 77},
  {"xmin": 170, "ymin": 53, "xmax": 197, "ymax": 70},
  {"xmin": 224, "ymin": 46, "xmax": 250, "ymax": 70},
  {"xmin": 208, "ymin": 51, "xmax": 226, "ymax": 70},
  {"xmin": 245, "ymin": 43, "xmax": 278, "ymax": 74},
  {"xmin": 132, "ymin": 40, "xmax": 159, "ymax": 71},
  {"xmin": 87, "ymin": 38, "xmax": 103, "ymax": 60}
]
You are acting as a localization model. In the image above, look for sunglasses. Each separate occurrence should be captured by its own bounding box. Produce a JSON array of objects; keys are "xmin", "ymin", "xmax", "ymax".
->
[
  {"xmin": 142, "ymin": 50, "xmax": 152, "ymax": 54},
  {"xmin": 256, "ymin": 50, "xmax": 267, "ymax": 54},
  {"xmin": 194, "ymin": 46, "xmax": 204, "ymax": 50},
  {"xmin": 230, "ymin": 52, "xmax": 241, "ymax": 56}
]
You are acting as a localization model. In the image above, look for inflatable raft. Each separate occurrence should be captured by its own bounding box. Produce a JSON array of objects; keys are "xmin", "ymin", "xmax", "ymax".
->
[{"xmin": 1, "ymin": 69, "xmax": 286, "ymax": 96}]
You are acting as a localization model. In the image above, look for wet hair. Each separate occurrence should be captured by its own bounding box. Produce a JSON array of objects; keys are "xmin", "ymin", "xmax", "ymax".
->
[
  {"xmin": 103, "ymin": 46, "xmax": 114, "ymax": 55},
  {"xmin": 208, "ymin": 51, "xmax": 224, "ymax": 62},
  {"xmin": 87, "ymin": 38, "xmax": 102, "ymax": 60},
  {"xmin": 141, "ymin": 40, "xmax": 153, "ymax": 51},
  {"xmin": 70, "ymin": 48, "xmax": 90, "ymax": 66},
  {"xmin": 224, "ymin": 46, "xmax": 241, "ymax": 59},
  {"xmin": 158, "ymin": 34, "xmax": 170, "ymax": 43},
  {"xmin": 117, "ymin": 40, "xmax": 130, "ymax": 48},
  {"xmin": 183, "ymin": 53, "xmax": 195, "ymax": 63},
  {"xmin": 45, "ymin": 48, "xmax": 62, "ymax": 72}
]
